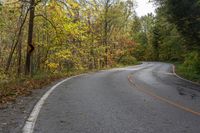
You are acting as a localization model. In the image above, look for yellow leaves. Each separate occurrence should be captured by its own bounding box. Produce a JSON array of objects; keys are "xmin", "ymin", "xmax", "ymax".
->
[
  {"xmin": 48, "ymin": 49, "xmax": 72, "ymax": 61},
  {"xmin": 45, "ymin": 49, "xmax": 72, "ymax": 71},
  {"xmin": 63, "ymin": 21, "xmax": 88, "ymax": 39},
  {"xmin": 71, "ymin": 2, "xmax": 79, "ymax": 9},
  {"xmin": 66, "ymin": 0, "xmax": 80, "ymax": 9},
  {"xmin": 47, "ymin": 63, "xmax": 59, "ymax": 70},
  {"xmin": 64, "ymin": 22, "xmax": 77, "ymax": 35},
  {"xmin": 93, "ymin": 46, "xmax": 106, "ymax": 56},
  {"xmin": 54, "ymin": 49, "xmax": 72, "ymax": 59},
  {"xmin": 0, "ymin": 69, "xmax": 9, "ymax": 82},
  {"xmin": 115, "ymin": 49, "xmax": 124, "ymax": 56}
]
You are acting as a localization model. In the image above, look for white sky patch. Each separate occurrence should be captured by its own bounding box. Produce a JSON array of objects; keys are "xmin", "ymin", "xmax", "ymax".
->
[{"xmin": 135, "ymin": 0, "xmax": 156, "ymax": 17}]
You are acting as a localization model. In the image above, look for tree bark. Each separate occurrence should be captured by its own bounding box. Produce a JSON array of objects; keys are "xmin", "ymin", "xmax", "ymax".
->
[
  {"xmin": 25, "ymin": 0, "xmax": 35, "ymax": 75},
  {"xmin": 5, "ymin": 5, "xmax": 29, "ymax": 73},
  {"xmin": 17, "ymin": 3, "xmax": 25, "ymax": 76},
  {"xmin": 103, "ymin": 0, "xmax": 111, "ymax": 67}
]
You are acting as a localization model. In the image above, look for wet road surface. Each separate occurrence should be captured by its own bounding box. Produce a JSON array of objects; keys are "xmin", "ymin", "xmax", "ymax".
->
[{"xmin": 29, "ymin": 62, "xmax": 200, "ymax": 133}]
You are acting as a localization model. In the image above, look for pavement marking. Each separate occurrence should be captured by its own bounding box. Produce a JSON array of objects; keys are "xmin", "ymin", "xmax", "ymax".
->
[
  {"xmin": 127, "ymin": 75, "xmax": 200, "ymax": 116},
  {"xmin": 22, "ymin": 74, "xmax": 87, "ymax": 133},
  {"xmin": 22, "ymin": 64, "xmax": 147, "ymax": 133}
]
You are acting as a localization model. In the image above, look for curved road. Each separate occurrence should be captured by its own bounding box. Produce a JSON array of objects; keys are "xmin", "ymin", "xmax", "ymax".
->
[{"xmin": 27, "ymin": 62, "xmax": 200, "ymax": 133}]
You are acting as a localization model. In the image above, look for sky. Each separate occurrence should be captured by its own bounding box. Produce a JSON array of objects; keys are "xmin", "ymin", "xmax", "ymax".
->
[
  {"xmin": 135, "ymin": 0, "xmax": 156, "ymax": 17},
  {"xmin": 0, "ymin": 0, "xmax": 156, "ymax": 17}
]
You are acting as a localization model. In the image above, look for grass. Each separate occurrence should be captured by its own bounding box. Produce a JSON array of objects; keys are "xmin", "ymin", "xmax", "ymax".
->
[{"xmin": 174, "ymin": 62, "xmax": 200, "ymax": 84}]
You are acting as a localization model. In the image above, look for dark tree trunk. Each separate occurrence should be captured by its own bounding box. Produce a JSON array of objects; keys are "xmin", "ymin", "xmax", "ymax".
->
[
  {"xmin": 25, "ymin": 0, "xmax": 35, "ymax": 75},
  {"xmin": 17, "ymin": 30, "xmax": 22, "ymax": 76}
]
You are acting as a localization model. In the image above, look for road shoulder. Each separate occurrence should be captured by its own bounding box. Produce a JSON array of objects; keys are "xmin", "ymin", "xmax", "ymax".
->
[
  {"xmin": 172, "ymin": 64, "xmax": 200, "ymax": 86},
  {"xmin": 0, "ymin": 79, "xmax": 64, "ymax": 133}
]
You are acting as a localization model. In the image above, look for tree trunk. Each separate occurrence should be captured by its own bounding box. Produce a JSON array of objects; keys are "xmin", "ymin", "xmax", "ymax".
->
[
  {"xmin": 17, "ymin": 3, "xmax": 25, "ymax": 76},
  {"xmin": 25, "ymin": 0, "xmax": 35, "ymax": 75},
  {"xmin": 5, "ymin": 3, "xmax": 28, "ymax": 73},
  {"xmin": 103, "ymin": 0, "xmax": 110, "ymax": 67}
]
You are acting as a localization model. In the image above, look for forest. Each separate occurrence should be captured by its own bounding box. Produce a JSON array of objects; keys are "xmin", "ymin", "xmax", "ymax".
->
[{"xmin": 0, "ymin": 0, "xmax": 199, "ymax": 103}]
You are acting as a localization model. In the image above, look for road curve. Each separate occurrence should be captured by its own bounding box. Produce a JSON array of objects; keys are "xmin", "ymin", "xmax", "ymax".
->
[{"xmin": 28, "ymin": 62, "xmax": 200, "ymax": 133}]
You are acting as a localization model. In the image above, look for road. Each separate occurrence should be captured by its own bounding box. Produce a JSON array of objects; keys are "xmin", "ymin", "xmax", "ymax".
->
[{"xmin": 26, "ymin": 62, "xmax": 200, "ymax": 133}]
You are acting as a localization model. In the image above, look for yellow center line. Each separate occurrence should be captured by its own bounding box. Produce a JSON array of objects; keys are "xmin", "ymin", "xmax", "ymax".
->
[{"xmin": 127, "ymin": 75, "xmax": 200, "ymax": 116}]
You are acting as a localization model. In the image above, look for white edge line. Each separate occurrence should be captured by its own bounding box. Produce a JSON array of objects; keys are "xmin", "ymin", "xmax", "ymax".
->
[
  {"xmin": 172, "ymin": 65, "xmax": 200, "ymax": 86},
  {"xmin": 22, "ymin": 74, "xmax": 86, "ymax": 133},
  {"xmin": 22, "ymin": 63, "xmax": 149, "ymax": 133}
]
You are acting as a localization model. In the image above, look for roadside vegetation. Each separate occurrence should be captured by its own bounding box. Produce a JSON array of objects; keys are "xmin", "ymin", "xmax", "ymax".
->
[
  {"xmin": 175, "ymin": 52, "xmax": 200, "ymax": 83},
  {"xmin": 151, "ymin": 0, "xmax": 200, "ymax": 83},
  {"xmin": 0, "ymin": 0, "xmax": 199, "ymax": 104},
  {"xmin": 0, "ymin": 0, "xmax": 139, "ymax": 104}
]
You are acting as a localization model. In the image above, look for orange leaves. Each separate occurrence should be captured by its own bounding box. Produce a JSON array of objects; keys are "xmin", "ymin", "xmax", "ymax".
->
[{"xmin": 0, "ymin": 75, "xmax": 63, "ymax": 104}]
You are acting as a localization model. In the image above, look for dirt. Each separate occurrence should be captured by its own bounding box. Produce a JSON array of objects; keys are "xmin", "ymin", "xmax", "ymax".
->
[{"xmin": 0, "ymin": 79, "xmax": 63, "ymax": 133}]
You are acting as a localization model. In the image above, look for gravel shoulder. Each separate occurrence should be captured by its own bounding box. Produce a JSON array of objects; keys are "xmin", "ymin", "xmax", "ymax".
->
[{"xmin": 0, "ymin": 79, "xmax": 65, "ymax": 133}]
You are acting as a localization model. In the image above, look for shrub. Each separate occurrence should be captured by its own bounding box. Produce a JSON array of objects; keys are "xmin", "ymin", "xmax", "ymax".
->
[
  {"xmin": 0, "ymin": 69, "xmax": 9, "ymax": 83},
  {"xmin": 176, "ymin": 51, "xmax": 200, "ymax": 82},
  {"xmin": 119, "ymin": 55, "xmax": 137, "ymax": 65},
  {"xmin": 182, "ymin": 51, "xmax": 200, "ymax": 73}
]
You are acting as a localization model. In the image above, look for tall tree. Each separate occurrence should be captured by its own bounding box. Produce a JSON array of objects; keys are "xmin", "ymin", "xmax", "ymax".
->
[
  {"xmin": 154, "ymin": 0, "xmax": 200, "ymax": 50},
  {"xmin": 25, "ymin": 0, "xmax": 35, "ymax": 75}
]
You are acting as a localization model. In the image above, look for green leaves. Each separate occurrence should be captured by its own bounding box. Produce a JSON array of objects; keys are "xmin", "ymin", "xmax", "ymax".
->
[{"xmin": 154, "ymin": 0, "xmax": 200, "ymax": 49}]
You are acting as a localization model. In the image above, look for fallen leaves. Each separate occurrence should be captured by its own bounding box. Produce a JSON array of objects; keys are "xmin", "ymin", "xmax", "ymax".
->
[
  {"xmin": 0, "ymin": 69, "xmax": 88, "ymax": 107},
  {"xmin": 0, "ymin": 75, "xmax": 62, "ymax": 105}
]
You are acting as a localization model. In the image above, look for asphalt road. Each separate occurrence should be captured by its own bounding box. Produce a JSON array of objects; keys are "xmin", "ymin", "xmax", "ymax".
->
[{"xmin": 31, "ymin": 62, "xmax": 200, "ymax": 133}]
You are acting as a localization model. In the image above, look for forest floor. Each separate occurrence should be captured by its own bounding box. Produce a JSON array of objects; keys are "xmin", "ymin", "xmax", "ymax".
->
[
  {"xmin": 0, "ymin": 62, "xmax": 198, "ymax": 132},
  {"xmin": 0, "ymin": 62, "xmax": 141, "ymax": 106},
  {"xmin": 0, "ymin": 65, "xmax": 126, "ymax": 132},
  {"xmin": 1, "ymin": 62, "xmax": 199, "ymax": 133},
  {"xmin": 0, "ymin": 63, "xmax": 141, "ymax": 132},
  {"xmin": 0, "ymin": 69, "xmax": 104, "ymax": 132},
  {"xmin": 0, "ymin": 61, "xmax": 198, "ymax": 107},
  {"xmin": 0, "ymin": 70, "xmax": 88, "ymax": 106}
]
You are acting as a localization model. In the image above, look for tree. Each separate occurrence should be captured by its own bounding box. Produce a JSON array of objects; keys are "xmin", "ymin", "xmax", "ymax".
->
[
  {"xmin": 0, "ymin": 0, "xmax": 138, "ymax": 78},
  {"xmin": 25, "ymin": 0, "xmax": 35, "ymax": 75},
  {"xmin": 153, "ymin": 0, "xmax": 200, "ymax": 50}
]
